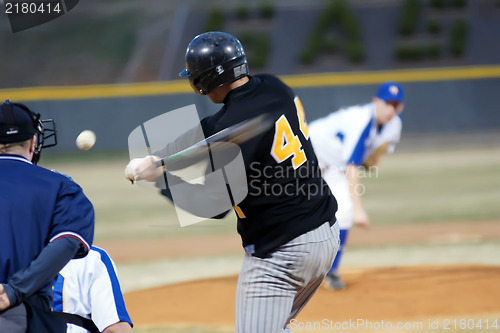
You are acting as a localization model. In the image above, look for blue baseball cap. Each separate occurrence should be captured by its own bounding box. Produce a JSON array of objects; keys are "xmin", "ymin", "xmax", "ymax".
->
[{"xmin": 376, "ymin": 82, "xmax": 404, "ymax": 103}]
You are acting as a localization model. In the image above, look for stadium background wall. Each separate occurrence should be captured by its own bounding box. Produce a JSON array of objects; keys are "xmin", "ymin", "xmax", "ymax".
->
[{"xmin": 2, "ymin": 77, "xmax": 499, "ymax": 153}]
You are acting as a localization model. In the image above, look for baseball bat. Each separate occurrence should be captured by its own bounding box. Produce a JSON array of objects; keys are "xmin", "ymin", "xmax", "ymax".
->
[{"xmin": 154, "ymin": 113, "xmax": 274, "ymax": 170}]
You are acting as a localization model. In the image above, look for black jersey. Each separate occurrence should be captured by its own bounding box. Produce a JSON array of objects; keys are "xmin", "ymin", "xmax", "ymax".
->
[{"xmin": 160, "ymin": 74, "xmax": 337, "ymax": 258}]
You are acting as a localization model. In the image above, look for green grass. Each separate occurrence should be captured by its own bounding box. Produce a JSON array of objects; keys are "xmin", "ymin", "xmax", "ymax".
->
[
  {"xmin": 39, "ymin": 146, "xmax": 500, "ymax": 333},
  {"xmin": 42, "ymin": 154, "xmax": 237, "ymax": 243},
  {"xmin": 362, "ymin": 147, "xmax": 500, "ymax": 225},
  {"xmin": 41, "ymin": 146, "xmax": 500, "ymax": 242}
]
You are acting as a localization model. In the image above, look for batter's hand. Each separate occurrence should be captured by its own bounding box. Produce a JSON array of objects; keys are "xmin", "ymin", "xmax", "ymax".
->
[
  {"xmin": 0, "ymin": 284, "xmax": 11, "ymax": 311},
  {"xmin": 125, "ymin": 155, "xmax": 164, "ymax": 184},
  {"xmin": 353, "ymin": 206, "xmax": 370, "ymax": 229}
]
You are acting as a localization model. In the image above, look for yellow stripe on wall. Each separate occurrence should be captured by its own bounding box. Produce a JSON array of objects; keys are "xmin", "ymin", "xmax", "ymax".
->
[
  {"xmin": 0, "ymin": 80, "xmax": 191, "ymax": 102},
  {"xmin": 283, "ymin": 65, "xmax": 500, "ymax": 87},
  {"xmin": 1, "ymin": 65, "xmax": 499, "ymax": 102}
]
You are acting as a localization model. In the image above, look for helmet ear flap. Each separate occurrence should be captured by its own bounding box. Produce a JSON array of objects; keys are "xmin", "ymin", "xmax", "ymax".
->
[
  {"xmin": 188, "ymin": 56, "xmax": 249, "ymax": 95},
  {"xmin": 189, "ymin": 74, "xmax": 205, "ymax": 95}
]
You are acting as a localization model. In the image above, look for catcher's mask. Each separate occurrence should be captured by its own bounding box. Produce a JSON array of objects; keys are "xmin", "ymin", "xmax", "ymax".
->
[
  {"xmin": 0, "ymin": 100, "xmax": 57, "ymax": 164},
  {"xmin": 179, "ymin": 31, "xmax": 249, "ymax": 95}
]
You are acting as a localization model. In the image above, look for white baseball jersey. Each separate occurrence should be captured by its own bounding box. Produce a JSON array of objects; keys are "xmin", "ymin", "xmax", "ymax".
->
[
  {"xmin": 53, "ymin": 246, "xmax": 132, "ymax": 333},
  {"xmin": 309, "ymin": 102, "xmax": 402, "ymax": 171},
  {"xmin": 309, "ymin": 103, "xmax": 402, "ymax": 229}
]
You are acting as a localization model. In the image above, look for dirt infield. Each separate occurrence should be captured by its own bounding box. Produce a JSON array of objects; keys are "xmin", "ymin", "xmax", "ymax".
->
[
  {"xmin": 102, "ymin": 220, "xmax": 500, "ymax": 264},
  {"xmin": 124, "ymin": 265, "xmax": 500, "ymax": 330},
  {"xmin": 106, "ymin": 221, "xmax": 500, "ymax": 331}
]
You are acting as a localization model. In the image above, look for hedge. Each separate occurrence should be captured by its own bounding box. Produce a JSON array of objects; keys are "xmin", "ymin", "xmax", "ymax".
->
[
  {"xmin": 205, "ymin": 9, "xmax": 225, "ymax": 31},
  {"xmin": 450, "ymin": 19, "xmax": 468, "ymax": 56},
  {"xmin": 427, "ymin": 18, "xmax": 442, "ymax": 35},
  {"xmin": 394, "ymin": 43, "xmax": 426, "ymax": 61},
  {"xmin": 235, "ymin": 6, "xmax": 249, "ymax": 21},
  {"xmin": 451, "ymin": 0, "xmax": 467, "ymax": 7},
  {"xmin": 397, "ymin": 0, "xmax": 421, "ymax": 36},
  {"xmin": 299, "ymin": 0, "xmax": 364, "ymax": 64},
  {"xmin": 259, "ymin": 2, "xmax": 276, "ymax": 20},
  {"xmin": 427, "ymin": 44, "xmax": 441, "ymax": 59},
  {"xmin": 430, "ymin": 0, "xmax": 446, "ymax": 9},
  {"xmin": 238, "ymin": 32, "xmax": 272, "ymax": 68}
]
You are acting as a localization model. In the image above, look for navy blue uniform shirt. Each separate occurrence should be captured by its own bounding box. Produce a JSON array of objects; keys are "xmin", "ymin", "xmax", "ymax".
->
[{"xmin": 0, "ymin": 154, "xmax": 94, "ymax": 301}]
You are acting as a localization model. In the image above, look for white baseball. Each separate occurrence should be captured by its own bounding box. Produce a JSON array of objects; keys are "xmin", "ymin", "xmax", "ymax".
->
[{"xmin": 76, "ymin": 130, "xmax": 96, "ymax": 151}]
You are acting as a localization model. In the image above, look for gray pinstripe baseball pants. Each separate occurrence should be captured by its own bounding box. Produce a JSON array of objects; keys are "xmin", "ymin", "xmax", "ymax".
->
[{"xmin": 235, "ymin": 222, "xmax": 340, "ymax": 333}]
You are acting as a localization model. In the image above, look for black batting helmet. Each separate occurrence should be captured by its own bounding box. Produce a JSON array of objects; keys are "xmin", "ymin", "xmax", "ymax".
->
[{"xmin": 179, "ymin": 31, "xmax": 249, "ymax": 95}]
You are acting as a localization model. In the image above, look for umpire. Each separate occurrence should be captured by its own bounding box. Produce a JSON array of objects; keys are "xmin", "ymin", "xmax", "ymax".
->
[{"xmin": 0, "ymin": 100, "xmax": 95, "ymax": 332}]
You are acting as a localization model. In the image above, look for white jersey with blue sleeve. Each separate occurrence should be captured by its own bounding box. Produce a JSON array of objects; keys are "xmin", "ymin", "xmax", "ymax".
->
[
  {"xmin": 310, "ymin": 103, "xmax": 403, "ymax": 230},
  {"xmin": 309, "ymin": 103, "xmax": 377, "ymax": 171},
  {"xmin": 53, "ymin": 246, "xmax": 133, "ymax": 333}
]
